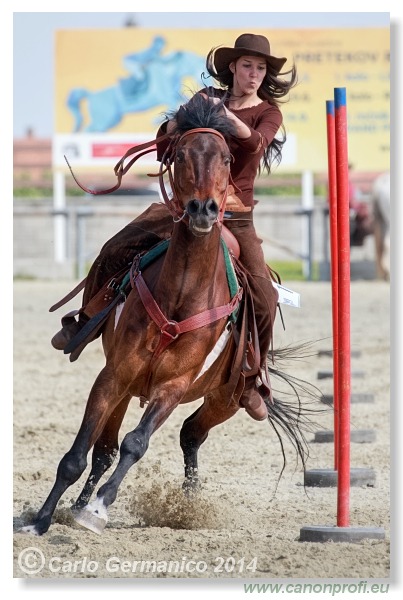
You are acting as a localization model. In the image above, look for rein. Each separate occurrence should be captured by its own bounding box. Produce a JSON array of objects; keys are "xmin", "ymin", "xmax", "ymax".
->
[
  {"xmin": 64, "ymin": 134, "xmax": 170, "ymax": 196},
  {"xmin": 64, "ymin": 127, "xmax": 230, "ymax": 225}
]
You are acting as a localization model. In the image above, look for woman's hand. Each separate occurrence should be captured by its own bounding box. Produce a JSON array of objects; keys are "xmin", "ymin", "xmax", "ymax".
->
[
  {"xmin": 198, "ymin": 92, "xmax": 221, "ymax": 106},
  {"xmin": 197, "ymin": 92, "xmax": 252, "ymax": 140}
]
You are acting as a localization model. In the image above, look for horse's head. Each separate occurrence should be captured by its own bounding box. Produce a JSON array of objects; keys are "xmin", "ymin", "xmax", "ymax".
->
[
  {"xmin": 167, "ymin": 93, "xmax": 236, "ymax": 235},
  {"xmin": 173, "ymin": 128, "xmax": 232, "ymax": 234}
]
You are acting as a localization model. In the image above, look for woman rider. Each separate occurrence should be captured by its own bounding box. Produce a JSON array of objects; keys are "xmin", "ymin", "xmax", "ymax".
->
[{"xmin": 51, "ymin": 33, "xmax": 297, "ymax": 422}]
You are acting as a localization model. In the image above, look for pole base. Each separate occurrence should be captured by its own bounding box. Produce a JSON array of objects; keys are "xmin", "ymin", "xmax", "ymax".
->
[
  {"xmin": 304, "ymin": 467, "xmax": 376, "ymax": 487},
  {"xmin": 317, "ymin": 370, "xmax": 365, "ymax": 379},
  {"xmin": 321, "ymin": 393, "xmax": 375, "ymax": 405},
  {"xmin": 314, "ymin": 430, "xmax": 376, "ymax": 443},
  {"xmin": 299, "ymin": 525, "xmax": 385, "ymax": 543}
]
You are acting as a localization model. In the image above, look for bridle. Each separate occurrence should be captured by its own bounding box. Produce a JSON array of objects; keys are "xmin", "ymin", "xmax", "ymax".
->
[
  {"xmin": 64, "ymin": 127, "xmax": 231, "ymax": 227},
  {"xmin": 158, "ymin": 128, "xmax": 230, "ymax": 225}
]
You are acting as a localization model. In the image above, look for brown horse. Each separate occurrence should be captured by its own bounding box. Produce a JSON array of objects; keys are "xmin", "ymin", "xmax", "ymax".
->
[{"xmin": 22, "ymin": 96, "xmax": 311, "ymax": 536}]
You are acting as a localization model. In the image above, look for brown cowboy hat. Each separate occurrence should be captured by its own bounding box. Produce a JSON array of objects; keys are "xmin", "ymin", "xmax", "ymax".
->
[{"xmin": 213, "ymin": 33, "xmax": 287, "ymax": 74}]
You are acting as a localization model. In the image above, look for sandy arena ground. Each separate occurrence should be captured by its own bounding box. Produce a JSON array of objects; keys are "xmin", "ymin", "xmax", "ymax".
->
[{"xmin": 13, "ymin": 279, "xmax": 390, "ymax": 581}]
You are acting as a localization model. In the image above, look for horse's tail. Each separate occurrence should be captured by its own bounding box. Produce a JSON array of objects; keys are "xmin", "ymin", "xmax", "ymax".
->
[
  {"xmin": 265, "ymin": 341, "xmax": 328, "ymax": 486},
  {"xmin": 66, "ymin": 88, "xmax": 88, "ymax": 132}
]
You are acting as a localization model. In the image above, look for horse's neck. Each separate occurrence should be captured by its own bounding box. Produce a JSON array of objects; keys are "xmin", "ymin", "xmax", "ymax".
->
[{"xmin": 157, "ymin": 223, "xmax": 224, "ymax": 312}]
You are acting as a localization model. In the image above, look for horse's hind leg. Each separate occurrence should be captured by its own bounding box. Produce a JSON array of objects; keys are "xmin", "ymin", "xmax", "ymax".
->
[
  {"xmin": 180, "ymin": 392, "xmax": 239, "ymax": 493},
  {"xmin": 72, "ymin": 395, "xmax": 131, "ymax": 511},
  {"xmin": 21, "ymin": 366, "xmax": 125, "ymax": 536}
]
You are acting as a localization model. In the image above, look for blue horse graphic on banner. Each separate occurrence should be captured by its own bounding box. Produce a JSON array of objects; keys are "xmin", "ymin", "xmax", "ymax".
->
[{"xmin": 66, "ymin": 36, "xmax": 206, "ymax": 132}]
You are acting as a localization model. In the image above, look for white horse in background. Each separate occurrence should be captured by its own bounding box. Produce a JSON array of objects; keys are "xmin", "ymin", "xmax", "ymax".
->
[{"xmin": 372, "ymin": 172, "xmax": 390, "ymax": 281}]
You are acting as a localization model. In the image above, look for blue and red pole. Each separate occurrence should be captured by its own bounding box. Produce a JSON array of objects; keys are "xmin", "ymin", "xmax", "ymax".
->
[{"xmin": 334, "ymin": 87, "xmax": 351, "ymax": 527}]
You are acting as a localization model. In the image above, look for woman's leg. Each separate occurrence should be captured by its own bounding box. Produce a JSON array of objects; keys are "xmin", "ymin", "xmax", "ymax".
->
[
  {"xmin": 52, "ymin": 203, "xmax": 173, "ymax": 350},
  {"xmin": 225, "ymin": 215, "xmax": 278, "ymax": 420}
]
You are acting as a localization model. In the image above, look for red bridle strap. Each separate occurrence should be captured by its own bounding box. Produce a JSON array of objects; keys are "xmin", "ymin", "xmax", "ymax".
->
[
  {"xmin": 178, "ymin": 127, "xmax": 226, "ymax": 143},
  {"xmin": 130, "ymin": 266, "xmax": 243, "ymax": 359}
]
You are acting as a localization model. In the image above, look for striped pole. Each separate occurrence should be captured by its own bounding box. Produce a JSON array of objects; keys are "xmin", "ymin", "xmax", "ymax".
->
[
  {"xmin": 326, "ymin": 100, "xmax": 339, "ymax": 471},
  {"xmin": 334, "ymin": 87, "xmax": 351, "ymax": 527}
]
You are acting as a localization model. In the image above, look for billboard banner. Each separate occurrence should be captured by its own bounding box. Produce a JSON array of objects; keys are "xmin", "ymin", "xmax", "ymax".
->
[{"xmin": 54, "ymin": 27, "xmax": 389, "ymax": 172}]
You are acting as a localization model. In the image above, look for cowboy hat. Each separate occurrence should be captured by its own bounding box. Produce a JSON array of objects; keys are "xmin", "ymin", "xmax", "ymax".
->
[{"xmin": 213, "ymin": 33, "xmax": 287, "ymax": 74}]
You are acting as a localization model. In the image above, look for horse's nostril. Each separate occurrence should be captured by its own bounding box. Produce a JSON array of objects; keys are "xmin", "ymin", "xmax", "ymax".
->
[
  {"xmin": 187, "ymin": 199, "xmax": 201, "ymax": 217},
  {"xmin": 205, "ymin": 199, "xmax": 219, "ymax": 216}
]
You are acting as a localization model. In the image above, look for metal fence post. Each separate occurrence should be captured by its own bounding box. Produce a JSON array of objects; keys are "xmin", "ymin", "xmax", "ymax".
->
[{"xmin": 76, "ymin": 207, "xmax": 94, "ymax": 279}]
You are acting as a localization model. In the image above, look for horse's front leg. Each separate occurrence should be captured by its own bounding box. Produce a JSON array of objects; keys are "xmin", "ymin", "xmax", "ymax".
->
[
  {"xmin": 74, "ymin": 380, "xmax": 186, "ymax": 534},
  {"xmin": 72, "ymin": 395, "xmax": 131, "ymax": 511},
  {"xmin": 21, "ymin": 366, "xmax": 125, "ymax": 536},
  {"xmin": 180, "ymin": 391, "xmax": 239, "ymax": 493}
]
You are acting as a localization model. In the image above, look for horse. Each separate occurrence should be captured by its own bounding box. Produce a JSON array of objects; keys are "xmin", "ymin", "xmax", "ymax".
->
[
  {"xmin": 67, "ymin": 47, "xmax": 205, "ymax": 132},
  {"xmin": 22, "ymin": 95, "xmax": 312, "ymax": 537},
  {"xmin": 371, "ymin": 172, "xmax": 390, "ymax": 281}
]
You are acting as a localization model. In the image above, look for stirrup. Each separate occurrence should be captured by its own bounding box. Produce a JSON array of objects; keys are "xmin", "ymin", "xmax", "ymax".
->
[{"xmin": 51, "ymin": 310, "xmax": 82, "ymax": 350}]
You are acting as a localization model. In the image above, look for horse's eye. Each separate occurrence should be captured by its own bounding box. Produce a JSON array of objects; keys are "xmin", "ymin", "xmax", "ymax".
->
[
  {"xmin": 176, "ymin": 151, "xmax": 185, "ymax": 163},
  {"xmin": 224, "ymin": 156, "xmax": 231, "ymax": 166}
]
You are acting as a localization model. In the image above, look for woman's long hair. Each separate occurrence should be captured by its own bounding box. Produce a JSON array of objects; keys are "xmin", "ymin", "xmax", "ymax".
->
[{"xmin": 204, "ymin": 48, "xmax": 298, "ymax": 174}]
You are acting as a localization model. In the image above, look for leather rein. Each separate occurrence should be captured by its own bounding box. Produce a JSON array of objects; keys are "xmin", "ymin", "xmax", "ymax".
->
[
  {"xmin": 64, "ymin": 128, "xmax": 242, "ymax": 359},
  {"xmin": 64, "ymin": 127, "xmax": 230, "ymax": 225}
]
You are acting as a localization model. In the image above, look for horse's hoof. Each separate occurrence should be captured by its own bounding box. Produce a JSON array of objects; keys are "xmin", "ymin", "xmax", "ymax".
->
[
  {"xmin": 72, "ymin": 497, "xmax": 108, "ymax": 535},
  {"xmin": 20, "ymin": 524, "xmax": 41, "ymax": 536},
  {"xmin": 182, "ymin": 480, "xmax": 200, "ymax": 496}
]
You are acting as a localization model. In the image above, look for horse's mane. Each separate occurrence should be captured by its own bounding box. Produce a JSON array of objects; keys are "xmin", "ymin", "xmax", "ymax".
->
[{"xmin": 169, "ymin": 91, "xmax": 236, "ymax": 140}]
